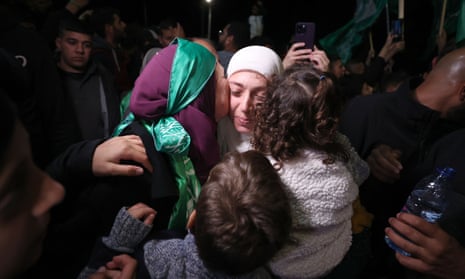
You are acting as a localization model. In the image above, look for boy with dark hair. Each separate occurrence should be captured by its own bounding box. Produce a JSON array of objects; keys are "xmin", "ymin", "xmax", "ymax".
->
[
  {"xmin": 79, "ymin": 150, "xmax": 292, "ymax": 278},
  {"xmin": 57, "ymin": 16, "xmax": 93, "ymax": 37}
]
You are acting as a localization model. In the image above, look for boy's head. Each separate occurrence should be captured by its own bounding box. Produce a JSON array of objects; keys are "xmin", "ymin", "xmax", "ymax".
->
[{"xmin": 193, "ymin": 150, "xmax": 291, "ymax": 275}]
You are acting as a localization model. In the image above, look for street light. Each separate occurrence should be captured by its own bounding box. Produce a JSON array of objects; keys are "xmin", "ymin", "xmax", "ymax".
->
[{"xmin": 206, "ymin": 0, "xmax": 212, "ymax": 39}]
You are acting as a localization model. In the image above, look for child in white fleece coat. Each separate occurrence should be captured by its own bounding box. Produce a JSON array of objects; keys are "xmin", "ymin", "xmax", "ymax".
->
[{"xmin": 252, "ymin": 64, "xmax": 369, "ymax": 279}]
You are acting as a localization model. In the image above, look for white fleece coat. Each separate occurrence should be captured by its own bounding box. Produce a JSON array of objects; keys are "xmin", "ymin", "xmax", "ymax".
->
[
  {"xmin": 217, "ymin": 120, "xmax": 369, "ymax": 278},
  {"xmin": 268, "ymin": 133, "xmax": 369, "ymax": 279}
]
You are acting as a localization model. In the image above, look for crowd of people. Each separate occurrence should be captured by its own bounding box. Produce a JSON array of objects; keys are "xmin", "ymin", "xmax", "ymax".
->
[{"xmin": 1, "ymin": 0, "xmax": 465, "ymax": 279}]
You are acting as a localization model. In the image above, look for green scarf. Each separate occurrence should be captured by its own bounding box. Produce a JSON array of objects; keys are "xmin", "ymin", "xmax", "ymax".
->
[{"xmin": 113, "ymin": 38, "xmax": 216, "ymax": 229}]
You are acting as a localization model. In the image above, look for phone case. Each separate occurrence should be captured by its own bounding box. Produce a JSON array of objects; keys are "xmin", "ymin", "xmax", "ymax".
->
[{"xmin": 294, "ymin": 22, "xmax": 316, "ymax": 50}]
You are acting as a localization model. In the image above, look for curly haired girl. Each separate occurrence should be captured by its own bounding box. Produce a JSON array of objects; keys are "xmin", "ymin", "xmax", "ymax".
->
[{"xmin": 252, "ymin": 64, "xmax": 370, "ymax": 278}]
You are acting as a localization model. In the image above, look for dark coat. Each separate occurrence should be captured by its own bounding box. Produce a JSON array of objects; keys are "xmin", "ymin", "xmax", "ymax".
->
[{"xmin": 339, "ymin": 88, "xmax": 465, "ymax": 277}]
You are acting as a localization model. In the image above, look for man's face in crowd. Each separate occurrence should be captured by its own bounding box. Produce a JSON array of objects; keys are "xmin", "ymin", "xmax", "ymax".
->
[
  {"xmin": 159, "ymin": 28, "xmax": 176, "ymax": 47},
  {"xmin": 56, "ymin": 30, "xmax": 92, "ymax": 73},
  {"xmin": 158, "ymin": 23, "xmax": 185, "ymax": 47},
  {"xmin": 112, "ymin": 14, "xmax": 127, "ymax": 42}
]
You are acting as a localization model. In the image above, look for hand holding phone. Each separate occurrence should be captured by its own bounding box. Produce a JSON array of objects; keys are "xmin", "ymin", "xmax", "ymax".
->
[
  {"xmin": 391, "ymin": 19, "xmax": 404, "ymax": 42},
  {"xmin": 294, "ymin": 22, "xmax": 316, "ymax": 50}
]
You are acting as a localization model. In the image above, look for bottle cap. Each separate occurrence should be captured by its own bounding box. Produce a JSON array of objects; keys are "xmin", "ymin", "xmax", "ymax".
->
[{"xmin": 437, "ymin": 166, "xmax": 456, "ymax": 177}]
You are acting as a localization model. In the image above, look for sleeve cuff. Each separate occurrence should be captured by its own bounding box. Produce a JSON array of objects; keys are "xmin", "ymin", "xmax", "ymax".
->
[{"xmin": 103, "ymin": 207, "xmax": 152, "ymax": 252}]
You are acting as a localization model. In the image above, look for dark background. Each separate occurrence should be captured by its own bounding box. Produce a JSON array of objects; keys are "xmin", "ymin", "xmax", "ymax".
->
[
  {"xmin": 113, "ymin": 0, "xmax": 359, "ymax": 47},
  {"xmin": 57, "ymin": 0, "xmax": 434, "ymax": 73}
]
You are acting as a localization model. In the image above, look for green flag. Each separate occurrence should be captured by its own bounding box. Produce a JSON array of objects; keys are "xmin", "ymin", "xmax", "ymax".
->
[
  {"xmin": 423, "ymin": 0, "xmax": 464, "ymax": 60},
  {"xmin": 457, "ymin": 0, "xmax": 465, "ymax": 46},
  {"xmin": 319, "ymin": 0, "xmax": 388, "ymax": 64}
]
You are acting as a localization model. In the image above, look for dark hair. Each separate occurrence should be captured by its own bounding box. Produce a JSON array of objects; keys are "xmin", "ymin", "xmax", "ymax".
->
[
  {"xmin": 88, "ymin": 7, "xmax": 120, "ymax": 38},
  {"xmin": 155, "ymin": 17, "xmax": 179, "ymax": 36},
  {"xmin": 252, "ymin": 64, "xmax": 349, "ymax": 165},
  {"xmin": 0, "ymin": 90, "xmax": 17, "ymax": 169},
  {"xmin": 250, "ymin": 35, "xmax": 274, "ymax": 49},
  {"xmin": 380, "ymin": 70, "xmax": 410, "ymax": 93},
  {"xmin": 194, "ymin": 150, "xmax": 291, "ymax": 275},
  {"xmin": 58, "ymin": 17, "xmax": 93, "ymax": 38},
  {"xmin": 226, "ymin": 21, "xmax": 250, "ymax": 49}
]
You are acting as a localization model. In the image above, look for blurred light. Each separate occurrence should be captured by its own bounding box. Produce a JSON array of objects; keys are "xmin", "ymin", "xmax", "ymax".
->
[{"xmin": 206, "ymin": 0, "xmax": 213, "ymax": 39}]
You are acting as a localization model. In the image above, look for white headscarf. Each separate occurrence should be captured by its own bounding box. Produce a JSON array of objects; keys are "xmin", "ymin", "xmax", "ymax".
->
[{"xmin": 226, "ymin": 45, "xmax": 283, "ymax": 79}]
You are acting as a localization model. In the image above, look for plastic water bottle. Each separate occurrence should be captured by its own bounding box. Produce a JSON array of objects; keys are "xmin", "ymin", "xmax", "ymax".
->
[{"xmin": 385, "ymin": 166, "xmax": 456, "ymax": 256}]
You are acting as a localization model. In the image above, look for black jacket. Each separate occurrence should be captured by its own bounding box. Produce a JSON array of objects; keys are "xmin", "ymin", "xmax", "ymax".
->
[
  {"xmin": 58, "ymin": 60, "xmax": 121, "ymax": 140},
  {"xmin": 339, "ymin": 88, "xmax": 465, "ymax": 277}
]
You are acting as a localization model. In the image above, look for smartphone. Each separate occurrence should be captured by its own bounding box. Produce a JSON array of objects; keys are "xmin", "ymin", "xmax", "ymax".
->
[
  {"xmin": 294, "ymin": 22, "xmax": 316, "ymax": 50},
  {"xmin": 391, "ymin": 19, "xmax": 404, "ymax": 42}
]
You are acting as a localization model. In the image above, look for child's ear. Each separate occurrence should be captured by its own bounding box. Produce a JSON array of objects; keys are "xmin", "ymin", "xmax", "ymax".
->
[{"xmin": 186, "ymin": 210, "xmax": 197, "ymax": 230}]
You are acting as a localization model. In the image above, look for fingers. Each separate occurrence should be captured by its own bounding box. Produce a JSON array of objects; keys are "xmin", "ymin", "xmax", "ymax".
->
[
  {"xmin": 367, "ymin": 156, "xmax": 399, "ymax": 183},
  {"xmin": 368, "ymin": 48, "xmax": 375, "ymax": 58},
  {"xmin": 127, "ymin": 202, "xmax": 157, "ymax": 222},
  {"xmin": 117, "ymin": 135, "xmax": 144, "ymax": 144},
  {"xmin": 396, "ymin": 212, "xmax": 438, "ymax": 237},
  {"xmin": 143, "ymin": 213, "xmax": 156, "ymax": 226},
  {"xmin": 370, "ymin": 167, "xmax": 399, "ymax": 183},
  {"xmin": 389, "ymin": 215, "xmax": 465, "ymax": 278},
  {"xmin": 366, "ymin": 144, "xmax": 402, "ymax": 183},
  {"xmin": 106, "ymin": 254, "xmax": 138, "ymax": 279},
  {"xmin": 290, "ymin": 42, "xmax": 305, "ymax": 51},
  {"xmin": 387, "ymin": 215, "xmax": 442, "ymax": 275},
  {"xmin": 386, "ymin": 213, "xmax": 437, "ymax": 259},
  {"xmin": 386, "ymin": 33, "xmax": 395, "ymax": 44},
  {"xmin": 385, "ymin": 225, "xmax": 418, "ymax": 258},
  {"xmin": 106, "ymin": 164, "xmax": 145, "ymax": 176},
  {"xmin": 103, "ymin": 270, "xmax": 123, "ymax": 278},
  {"xmin": 395, "ymin": 252, "xmax": 432, "ymax": 274},
  {"xmin": 90, "ymin": 255, "xmax": 138, "ymax": 279},
  {"xmin": 287, "ymin": 43, "xmax": 311, "ymax": 57},
  {"xmin": 310, "ymin": 50, "xmax": 329, "ymax": 72},
  {"xmin": 394, "ymin": 41, "xmax": 406, "ymax": 52},
  {"xmin": 93, "ymin": 135, "xmax": 153, "ymax": 176},
  {"xmin": 121, "ymin": 146, "xmax": 153, "ymax": 173},
  {"xmin": 88, "ymin": 269, "xmax": 107, "ymax": 279}
]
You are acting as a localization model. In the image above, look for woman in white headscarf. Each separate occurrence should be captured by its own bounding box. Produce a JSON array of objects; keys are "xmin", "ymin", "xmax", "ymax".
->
[
  {"xmin": 217, "ymin": 44, "xmax": 330, "ymax": 155},
  {"xmin": 217, "ymin": 45, "xmax": 283, "ymax": 155},
  {"xmin": 218, "ymin": 45, "xmax": 370, "ymax": 279}
]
